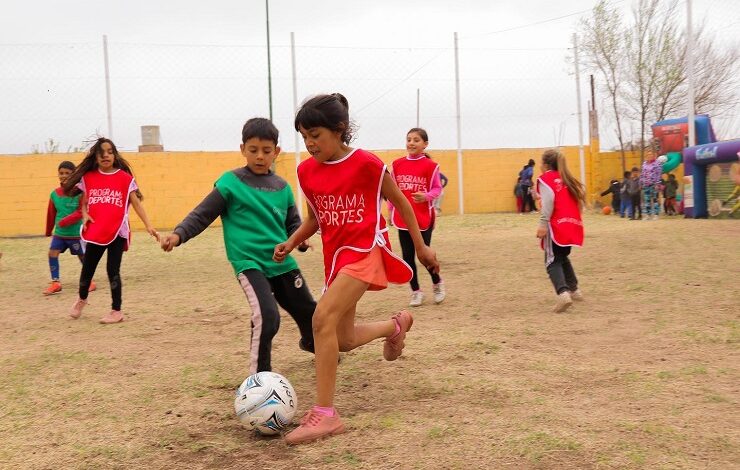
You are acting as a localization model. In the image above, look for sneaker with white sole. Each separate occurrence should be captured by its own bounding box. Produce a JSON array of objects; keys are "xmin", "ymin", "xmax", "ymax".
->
[
  {"xmin": 409, "ymin": 291, "xmax": 423, "ymax": 307},
  {"xmin": 570, "ymin": 289, "xmax": 584, "ymax": 301},
  {"xmin": 432, "ymin": 282, "xmax": 446, "ymax": 304},
  {"xmin": 553, "ymin": 291, "xmax": 573, "ymax": 313}
]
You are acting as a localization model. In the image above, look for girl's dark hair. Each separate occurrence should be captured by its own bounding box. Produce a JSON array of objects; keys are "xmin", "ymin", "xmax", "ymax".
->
[
  {"xmin": 407, "ymin": 127, "xmax": 428, "ymax": 142},
  {"xmin": 294, "ymin": 93, "xmax": 355, "ymax": 144},
  {"xmin": 63, "ymin": 137, "xmax": 143, "ymax": 200},
  {"xmin": 541, "ymin": 149, "xmax": 585, "ymax": 203}
]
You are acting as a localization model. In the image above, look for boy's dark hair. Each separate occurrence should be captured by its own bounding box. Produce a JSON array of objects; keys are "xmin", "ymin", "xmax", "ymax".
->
[
  {"xmin": 528, "ymin": 159, "xmax": 535, "ymax": 166},
  {"xmin": 624, "ymin": 171, "xmax": 631, "ymax": 178},
  {"xmin": 58, "ymin": 160, "xmax": 76, "ymax": 171},
  {"xmin": 668, "ymin": 173, "xmax": 676, "ymax": 179},
  {"xmin": 294, "ymin": 93, "xmax": 355, "ymax": 144},
  {"xmin": 631, "ymin": 166, "xmax": 639, "ymax": 172},
  {"xmin": 242, "ymin": 118, "xmax": 279, "ymax": 145}
]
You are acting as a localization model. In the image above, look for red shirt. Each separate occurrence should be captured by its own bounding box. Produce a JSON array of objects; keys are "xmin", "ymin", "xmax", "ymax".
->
[
  {"xmin": 297, "ymin": 149, "xmax": 412, "ymax": 289},
  {"xmin": 79, "ymin": 169, "xmax": 136, "ymax": 247},
  {"xmin": 390, "ymin": 155, "xmax": 440, "ymax": 231},
  {"xmin": 536, "ymin": 170, "xmax": 584, "ymax": 248}
]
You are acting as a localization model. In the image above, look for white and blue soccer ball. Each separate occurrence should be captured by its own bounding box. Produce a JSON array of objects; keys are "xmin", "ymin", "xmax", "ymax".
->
[{"xmin": 234, "ymin": 371, "xmax": 297, "ymax": 435}]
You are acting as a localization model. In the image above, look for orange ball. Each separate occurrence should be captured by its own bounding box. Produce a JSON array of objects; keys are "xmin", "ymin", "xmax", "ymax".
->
[{"xmin": 602, "ymin": 205, "xmax": 612, "ymax": 215}]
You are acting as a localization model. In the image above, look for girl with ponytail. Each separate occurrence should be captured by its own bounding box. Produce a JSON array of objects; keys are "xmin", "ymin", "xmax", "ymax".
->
[{"xmin": 535, "ymin": 149, "xmax": 585, "ymax": 313}]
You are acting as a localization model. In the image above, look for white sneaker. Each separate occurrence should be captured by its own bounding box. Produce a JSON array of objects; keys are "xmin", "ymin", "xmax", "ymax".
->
[
  {"xmin": 570, "ymin": 289, "xmax": 584, "ymax": 301},
  {"xmin": 432, "ymin": 282, "xmax": 446, "ymax": 304},
  {"xmin": 553, "ymin": 291, "xmax": 573, "ymax": 313},
  {"xmin": 409, "ymin": 291, "xmax": 423, "ymax": 307}
]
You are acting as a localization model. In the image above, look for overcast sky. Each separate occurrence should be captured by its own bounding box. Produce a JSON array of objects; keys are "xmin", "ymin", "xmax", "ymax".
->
[{"xmin": 1, "ymin": 0, "xmax": 737, "ymax": 154}]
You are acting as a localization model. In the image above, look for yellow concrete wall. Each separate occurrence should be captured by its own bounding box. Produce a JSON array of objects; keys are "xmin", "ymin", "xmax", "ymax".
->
[{"xmin": 1, "ymin": 145, "xmax": 656, "ymax": 237}]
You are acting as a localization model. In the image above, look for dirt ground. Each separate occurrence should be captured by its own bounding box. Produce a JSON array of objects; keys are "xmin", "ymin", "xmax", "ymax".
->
[{"xmin": 0, "ymin": 213, "xmax": 738, "ymax": 469}]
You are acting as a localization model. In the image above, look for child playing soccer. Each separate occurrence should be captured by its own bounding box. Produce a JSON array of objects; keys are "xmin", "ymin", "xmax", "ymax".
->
[
  {"xmin": 160, "ymin": 118, "xmax": 317, "ymax": 374},
  {"xmin": 390, "ymin": 128, "xmax": 446, "ymax": 306},
  {"xmin": 43, "ymin": 160, "xmax": 96, "ymax": 295},
  {"xmin": 274, "ymin": 93, "xmax": 439, "ymax": 445},
  {"xmin": 535, "ymin": 149, "xmax": 585, "ymax": 313},
  {"xmin": 63, "ymin": 137, "xmax": 159, "ymax": 324}
]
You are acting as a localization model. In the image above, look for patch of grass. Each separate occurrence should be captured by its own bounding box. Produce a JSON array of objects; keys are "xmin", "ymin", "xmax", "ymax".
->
[
  {"xmin": 680, "ymin": 364, "xmax": 707, "ymax": 376},
  {"xmin": 427, "ymin": 425, "xmax": 456, "ymax": 439},
  {"xmin": 507, "ymin": 431, "xmax": 582, "ymax": 462},
  {"xmin": 616, "ymin": 440, "xmax": 648, "ymax": 465},
  {"xmin": 378, "ymin": 413, "xmax": 401, "ymax": 429}
]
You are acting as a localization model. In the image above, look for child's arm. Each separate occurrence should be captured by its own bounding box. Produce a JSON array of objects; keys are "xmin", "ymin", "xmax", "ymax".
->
[
  {"xmin": 382, "ymin": 172, "xmax": 440, "ymax": 273},
  {"xmin": 284, "ymin": 203, "xmax": 311, "ymax": 252},
  {"xmin": 45, "ymin": 198, "xmax": 56, "ymax": 237},
  {"xmin": 274, "ymin": 208, "xmax": 319, "ymax": 263},
  {"xmin": 129, "ymin": 192, "xmax": 159, "ymax": 241},
  {"xmin": 413, "ymin": 171, "xmax": 443, "ymax": 203},
  {"xmin": 161, "ymin": 189, "xmax": 225, "ymax": 251},
  {"xmin": 80, "ymin": 193, "xmax": 93, "ymax": 231},
  {"xmin": 58, "ymin": 195, "xmax": 83, "ymax": 228},
  {"xmin": 537, "ymin": 182, "xmax": 554, "ymax": 239}
]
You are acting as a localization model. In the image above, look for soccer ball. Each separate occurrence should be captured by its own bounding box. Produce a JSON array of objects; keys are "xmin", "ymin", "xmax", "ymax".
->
[{"xmin": 234, "ymin": 372, "xmax": 297, "ymax": 435}]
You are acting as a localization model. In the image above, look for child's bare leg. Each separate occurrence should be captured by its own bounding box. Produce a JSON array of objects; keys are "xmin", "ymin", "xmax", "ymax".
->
[
  {"xmin": 313, "ymin": 274, "xmax": 369, "ymax": 407},
  {"xmin": 336, "ymin": 300, "xmax": 396, "ymax": 353}
]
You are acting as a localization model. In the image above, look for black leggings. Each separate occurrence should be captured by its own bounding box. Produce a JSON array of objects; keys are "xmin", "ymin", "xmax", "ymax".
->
[
  {"xmin": 79, "ymin": 236, "xmax": 126, "ymax": 310},
  {"xmin": 398, "ymin": 228, "xmax": 441, "ymax": 291},
  {"xmin": 238, "ymin": 269, "xmax": 316, "ymax": 374},
  {"xmin": 546, "ymin": 243, "xmax": 579, "ymax": 294}
]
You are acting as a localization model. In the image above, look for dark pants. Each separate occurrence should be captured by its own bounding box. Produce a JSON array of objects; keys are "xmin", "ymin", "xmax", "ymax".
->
[
  {"xmin": 664, "ymin": 197, "xmax": 677, "ymax": 215},
  {"xmin": 521, "ymin": 186, "xmax": 535, "ymax": 212},
  {"xmin": 630, "ymin": 194, "xmax": 642, "ymax": 218},
  {"xmin": 79, "ymin": 236, "xmax": 125, "ymax": 310},
  {"xmin": 398, "ymin": 228, "xmax": 441, "ymax": 291},
  {"xmin": 237, "ymin": 269, "xmax": 316, "ymax": 374},
  {"xmin": 611, "ymin": 197, "xmax": 620, "ymax": 213},
  {"xmin": 546, "ymin": 243, "xmax": 579, "ymax": 295}
]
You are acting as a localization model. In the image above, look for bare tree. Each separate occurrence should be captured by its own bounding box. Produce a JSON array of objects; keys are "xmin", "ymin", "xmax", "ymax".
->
[
  {"xmin": 579, "ymin": 0, "xmax": 628, "ymax": 170},
  {"xmin": 652, "ymin": 22, "xmax": 740, "ymax": 125},
  {"xmin": 578, "ymin": 0, "xmax": 739, "ymax": 159}
]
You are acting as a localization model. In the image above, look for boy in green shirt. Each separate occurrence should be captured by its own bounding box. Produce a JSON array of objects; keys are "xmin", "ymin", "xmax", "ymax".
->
[
  {"xmin": 160, "ymin": 118, "xmax": 315, "ymax": 373},
  {"xmin": 44, "ymin": 161, "xmax": 96, "ymax": 295}
]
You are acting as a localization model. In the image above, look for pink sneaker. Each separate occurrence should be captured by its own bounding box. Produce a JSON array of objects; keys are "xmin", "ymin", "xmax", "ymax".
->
[
  {"xmin": 70, "ymin": 298, "xmax": 87, "ymax": 319},
  {"xmin": 100, "ymin": 310, "xmax": 124, "ymax": 324},
  {"xmin": 383, "ymin": 310, "xmax": 414, "ymax": 361},
  {"xmin": 285, "ymin": 408, "xmax": 345, "ymax": 445}
]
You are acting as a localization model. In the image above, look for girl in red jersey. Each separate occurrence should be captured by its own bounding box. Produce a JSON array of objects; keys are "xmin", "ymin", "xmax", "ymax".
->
[
  {"xmin": 274, "ymin": 93, "xmax": 439, "ymax": 445},
  {"xmin": 535, "ymin": 149, "xmax": 586, "ymax": 313},
  {"xmin": 63, "ymin": 138, "xmax": 159, "ymax": 324},
  {"xmin": 390, "ymin": 128, "xmax": 445, "ymax": 307}
]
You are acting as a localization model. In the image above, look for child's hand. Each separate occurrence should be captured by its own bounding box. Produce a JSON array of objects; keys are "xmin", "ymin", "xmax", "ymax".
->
[
  {"xmin": 81, "ymin": 214, "xmax": 94, "ymax": 231},
  {"xmin": 297, "ymin": 240, "xmax": 312, "ymax": 253},
  {"xmin": 160, "ymin": 233, "xmax": 180, "ymax": 252},
  {"xmin": 273, "ymin": 242, "xmax": 294, "ymax": 263},
  {"xmin": 147, "ymin": 226, "xmax": 160, "ymax": 242},
  {"xmin": 417, "ymin": 246, "xmax": 440, "ymax": 274},
  {"xmin": 411, "ymin": 191, "xmax": 427, "ymax": 203},
  {"xmin": 536, "ymin": 227, "xmax": 548, "ymax": 239}
]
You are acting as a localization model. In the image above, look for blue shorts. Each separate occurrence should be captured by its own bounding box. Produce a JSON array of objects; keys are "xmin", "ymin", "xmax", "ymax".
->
[{"xmin": 50, "ymin": 236, "xmax": 84, "ymax": 255}]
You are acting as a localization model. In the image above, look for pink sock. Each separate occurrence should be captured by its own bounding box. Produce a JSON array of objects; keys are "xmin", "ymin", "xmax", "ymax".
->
[{"xmin": 312, "ymin": 405, "xmax": 336, "ymax": 417}]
